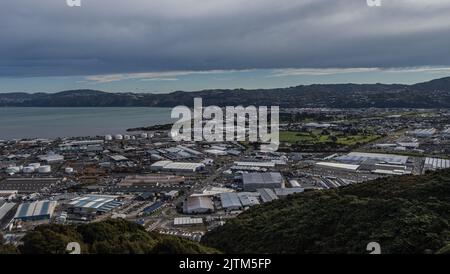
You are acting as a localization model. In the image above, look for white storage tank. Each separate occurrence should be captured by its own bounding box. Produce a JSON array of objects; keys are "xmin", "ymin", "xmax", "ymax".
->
[
  {"xmin": 23, "ymin": 166, "xmax": 35, "ymax": 173},
  {"xmin": 124, "ymin": 135, "xmax": 131, "ymax": 140},
  {"xmin": 38, "ymin": 165, "xmax": 51, "ymax": 173},
  {"xmin": 141, "ymin": 133, "xmax": 148, "ymax": 139},
  {"xmin": 65, "ymin": 167, "xmax": 74, "ymax": 174},
  {"xmin": 115, "ymin": 134, "xmax": 123, "ymax": 140},
  {"xmin": 105, "ymin": 135, "xmax": 113, "ymax": 141}
]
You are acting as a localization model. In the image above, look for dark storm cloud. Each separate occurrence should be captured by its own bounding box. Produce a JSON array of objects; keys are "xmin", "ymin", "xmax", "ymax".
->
[{"xmin": 1, "ymin": 0, "xmax": 450, "ymax": 77}]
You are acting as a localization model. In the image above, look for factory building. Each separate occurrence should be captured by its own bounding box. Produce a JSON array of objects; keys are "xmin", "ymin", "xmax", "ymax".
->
[
  {"xmin": 0, "ymin": 178, "xmax": 61, "ymax": 193},
  {"xmin": 183, "ymin": 196, "xmax": 214, "ymax": 214},
  {"xmin": 274, "ymin": 188, "xmax": 304, "ymax": 198},
  {"xmin": 220, "ymin": 193, "xmax": 243, "ymax": 211},
  {"xmin": 109, "ymin": 155, "xmax": 129, "ymax": 162},
  {"xmin": 234, "ymin": 161, "xmax": 276, "ymax": 168},
  {"xmin": 0, "ymin": 190, "xmax": 17, "ymax": 201},
  {"xmin": 59, "ymin": 140, "xmax": 104, "ymax": 152},
  {"xmin": 38, "ymin": 152, "xmax": 64, "ymax": 163},
  {"xmin": 423, "ymin": 157, "xmax": 450, "ymax": 172},
  {"xmin": 407, "ymin": 128, "xmax": 437, "ymax": 138},
  {"xmin": 315, "ymin": 162, "xmax": 360, "ymax": 171},
  {"xmin": 0, "ymin": 201, "xmax": 17, "ymax": 227},
  {"xmin": 174, "ymin": 217, "xmax": 204, "ymax": 226},
  {"xmin": 257, "ymin": 188, "xmax": 279, "ymax": 203},
  {"xmin": 14, "ymin": 200, "xmax": 57, "ymax": 221},
  {"xmin": 68, "ymin": 195, "xmax": 122, "ymax": 216},
  {"xmin": 242, "ymin": 172, "xmax": 284, "ymax": 192},
  {"xmin": 114, "ymin": 175, "xmax": 185, "ymax": 192},
  {"xmin": 204, "ymin": 149, "xmax": 228, "ymax": 156},
  {"xmin": 237, "ymin": 193, "xmax": 261, "ymax": 207},
  {"xmin": 151, "ymin": 160, "xmax": 205, "ymax": 173},
  {"xmin": 335, "ymin": 152, "xmax": 409, "ymax": 166}
]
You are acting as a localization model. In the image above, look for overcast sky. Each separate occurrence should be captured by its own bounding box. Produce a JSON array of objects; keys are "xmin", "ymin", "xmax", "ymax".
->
[{"xmin": 2, "ymin": 0, "xmax": 450, "ymax": 93}]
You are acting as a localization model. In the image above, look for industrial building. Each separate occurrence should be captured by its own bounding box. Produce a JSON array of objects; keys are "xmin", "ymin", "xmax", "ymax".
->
[
  {"xmin": 0, "ymin": 190, "xmax": 17, "ymax": 201},
  {"xmin": 174, "ymin": 217, "xmax": 204, "ymax": 226},
  {"xmin": 59, "ymin": 140, "xmax": 104, "ymax": 151},
  {"xmin": 0, "ymin": 178, "xmax": 61, "ymax": 193},
  {"xmin": 242, "ymin": 172, "xmax": 284, "ymax": 192},
  {"xmin": 423, "ymin": 157, "xmax": 450, "ymax": 172},
  {"xmin": 183, "ymin": 196, "xmax": 214, "ymax": 214},
  {"xmin": 274, "ymin": 188, "xmax": 304, "ymax": 198},
  {"xmin": 335, "ymin": 152, "xmax": 409, "ymax": 165},
  {"xmin": 204, "ymin": 149, "xmax": 228, "ymax": 156},
  {"xmin": 0, "ymin": 201, "xmax": 17, "ymax": 227},
  {"xmin": 68, "ymin": 195, "xmax": 122, "ymax": 216},
  {"xmin": 234, "ymin": 161, "xmax": 276, "ymax": 168},
  {"xmin": 191, "ymin": 187, "xmax": 235, "ymax": 197},
  {"xmin": 220, "ymin": 192, "xmax": 243, "ymax": 211},
  {"xmin": 315, "ymin": 162, "xmax": 360, "ymax": 171},
  {"xmin": 237, "ymin": 192, "xmax": 261, "ymax": 207},
  {"xmin": 151, "ymin": 160, "xmax": 205, "ymax": 173},
  {"xmin": 110, "ymin": 155, "xmax": 129, "ymax": 162},
  {"xmin": 407, "ymin": 128, "xmax": 437, "ymax": 138},
  {"xmin": 38, "ymin": 152, "xmax": 64, "ymax": 163},
  {"xmin": 114, "ymin": 175, "xmax": 185, "ymax": 192},
  {"xmin": 14, "ymin": 200, "xmax": 57, "ymax": 221},
  {"xmin": 257, "ymin": 188, "xmax": 279, "ymax": 203}
]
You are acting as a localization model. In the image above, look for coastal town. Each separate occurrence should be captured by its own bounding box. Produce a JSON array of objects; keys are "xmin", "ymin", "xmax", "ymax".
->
[{"xmin": 1, "ymin": 108, "xmax": 450, "ymax": 246}]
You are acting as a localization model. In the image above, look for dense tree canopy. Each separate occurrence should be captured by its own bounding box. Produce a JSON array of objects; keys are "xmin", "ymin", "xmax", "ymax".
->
[{"xmin": 12, "ymin": 219, "xmax": 218, "ymax": 254}]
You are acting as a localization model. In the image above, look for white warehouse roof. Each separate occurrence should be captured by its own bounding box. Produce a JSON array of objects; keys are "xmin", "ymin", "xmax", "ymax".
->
[
  {"xmin": 174, "ymin": 217, "xmax": 203, "ymax": 226},
  {"xmin": 316, "ymin": 162, "xmax": 360, "ymax": 171},
  {"xmin": 151, "ymin": 160, "xmax": 205, "ymax": 172},
  {"xmin": 14, "ymin": 200, "xmax": 57, "ymax": 220},
  {"xmin": 234, "ymin": 161, "xmax": 275, "ymax": 168},
  {"xmin": 335, "ymin": 152, "xmax": 409, "ymax": 165}
]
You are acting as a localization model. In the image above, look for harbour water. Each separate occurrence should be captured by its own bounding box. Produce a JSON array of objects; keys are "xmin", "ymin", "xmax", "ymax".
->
[{"xmin": 0, "ymin": 107, "xmax": 174, "ymax": 139}]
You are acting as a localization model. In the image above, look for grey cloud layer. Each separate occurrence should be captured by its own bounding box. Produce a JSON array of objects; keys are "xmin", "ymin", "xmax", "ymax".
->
[{"xmin": 1, "ymin": 0, "xmax": 450, "ymax": 77}]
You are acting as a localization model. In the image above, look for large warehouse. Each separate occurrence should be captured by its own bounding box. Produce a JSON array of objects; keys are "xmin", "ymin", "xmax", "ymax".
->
[
  {"xmin": 0, "ymin": 178, "xmax": 61, "ymax": 193},
  {"xmin": 114, "ymin": 174, "xmax": 185, "ymax": 192},
  {"xmin": 242, "ymin": 172, "xmax": 284, "ymax": 192},
  {"xmin": 335, "ymin": 152, "xmax": 409, "ymax": 165},
  {"xmin": 151, "ymin": 160, "xmax": 205, "ymax": 173},
  {"xmin": 183, "ymin": 196, "xmax": 214, "ymax": 214},
  {"xmin": 220, "ymin": 193, "xmax": 243, "ymax": 211},
  {"xmin": 14, "ymin": 200, "xmax": 57, "ymax": 221},
  {"xmin": 68, "ymin": 195, "xmax": 122, "ymax": 216}
]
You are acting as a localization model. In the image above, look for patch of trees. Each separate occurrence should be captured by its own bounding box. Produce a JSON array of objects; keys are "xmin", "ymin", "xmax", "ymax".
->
[{"xmin": 1, "ymin": 219, "xmax": 219, "ymax": 254}]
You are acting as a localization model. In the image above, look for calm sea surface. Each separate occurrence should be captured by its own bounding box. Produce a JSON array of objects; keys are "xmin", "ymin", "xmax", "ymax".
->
[{"xmin": 0, "ymin": 107, "xmax": 174, "ymax": 139}]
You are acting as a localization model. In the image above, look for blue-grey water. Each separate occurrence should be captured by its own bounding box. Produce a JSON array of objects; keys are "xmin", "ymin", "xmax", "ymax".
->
[{"xmin": 0, "ymin": 107, "xmax": 174, "ymax": 139}]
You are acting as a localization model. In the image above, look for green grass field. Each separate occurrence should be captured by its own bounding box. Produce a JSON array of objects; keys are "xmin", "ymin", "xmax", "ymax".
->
[{"xmin": 280, "ymin": 131, "xmax": 380, "ymax": 146}]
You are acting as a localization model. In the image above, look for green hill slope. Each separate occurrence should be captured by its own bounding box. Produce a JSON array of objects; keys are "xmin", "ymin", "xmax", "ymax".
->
[
  {"xmin": 2, "ymin": 219, "xmax": 219, "ymax": 254},
  {"xmin": 202, "ymin": 169, "xmax": 450, "ymax": 254}
]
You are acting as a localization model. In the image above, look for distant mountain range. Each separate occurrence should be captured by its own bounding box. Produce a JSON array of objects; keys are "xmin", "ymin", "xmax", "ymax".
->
[{"xmin": 2, "ymin": 77, "xmax": 450, "ymax": 108}]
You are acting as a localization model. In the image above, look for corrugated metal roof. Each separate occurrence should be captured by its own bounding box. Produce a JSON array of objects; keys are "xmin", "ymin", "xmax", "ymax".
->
[
  {"xmin": 15, "ymin": 201, "xmax": 57, "ymax": 219},
  {"xmin": 257, "ymin": 188, "xmax": 278, "ymax": 203},
  {"xmin": 220, "ymin": 193, "xmax": 242, "ymax": 209}
]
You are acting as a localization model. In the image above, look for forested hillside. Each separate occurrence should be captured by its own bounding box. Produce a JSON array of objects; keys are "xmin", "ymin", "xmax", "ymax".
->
[{"xmin": 202, "ymin": 169, "xmax": 450, "ymax": 254}]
